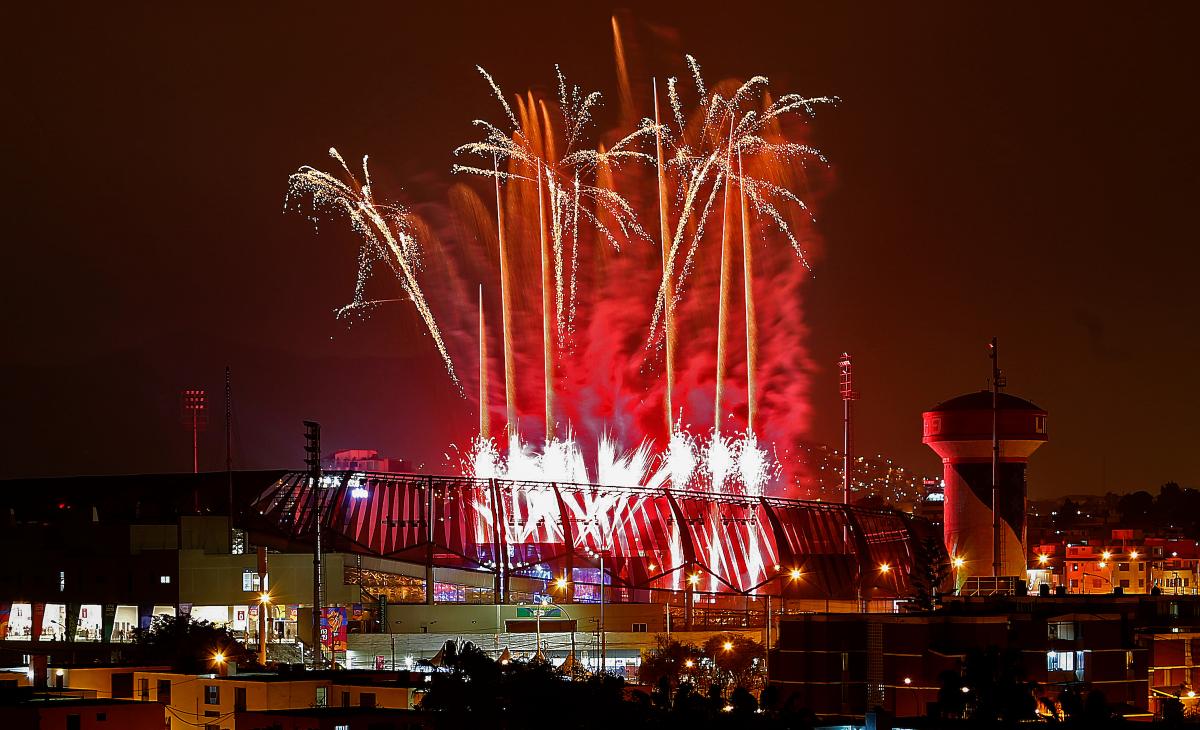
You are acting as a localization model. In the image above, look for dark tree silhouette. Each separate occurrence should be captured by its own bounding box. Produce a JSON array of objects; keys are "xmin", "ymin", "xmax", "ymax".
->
[{"xmin": 131, "ymin": 614, "xmax": 246, "ymax": 673}]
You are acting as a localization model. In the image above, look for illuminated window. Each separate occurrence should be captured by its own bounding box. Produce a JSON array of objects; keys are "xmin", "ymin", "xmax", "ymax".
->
[
  {"xmin": 160, "ymin": 576, "xmax": 171, "ymax": 584},
  {"xmin": 315, "ymin": 687, "xmax": 327, "ymax": 707},
  {"xmin": 204, "ymin": 685, "xmax": 219, "ymax": 705},
  {"xmin": 1047, "ymin": 651, "xmax": 1075, "ymax": 671},
  {"xmin": 242, "ymin": 570, "xmax": 261, "ymax": 592}
]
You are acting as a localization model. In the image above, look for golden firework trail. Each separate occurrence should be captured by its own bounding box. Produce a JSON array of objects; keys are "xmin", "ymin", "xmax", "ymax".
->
[
  {"xmin": 739, "ymin": 149, "xmax": 758, "ymax": 434},
  {"xmin": 714, "ymin": 116, "xmax": 736, "ymax": 433},
  {"xmin": 493, "ymin": 158, "xmax": 517, "ymax": 432},
  {"xmin": 653, "ymin": 78, "xmax": 676, "ymax": 433},
  {"xmin": 537, "ymin": 161, "xmax": 555, "ymax": 441},
  {"xmin": 287, "ymin": 148, "xmax": 460, "ymax": 388},
  {"xmin": 478, "ymin": 283, "xmax": 489, "ymax": 439}
]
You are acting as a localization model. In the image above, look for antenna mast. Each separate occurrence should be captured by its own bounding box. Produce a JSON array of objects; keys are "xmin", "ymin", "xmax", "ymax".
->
[{"xmin": 989, "ymin": 338, "xmax": 1006, "ymax": 577}]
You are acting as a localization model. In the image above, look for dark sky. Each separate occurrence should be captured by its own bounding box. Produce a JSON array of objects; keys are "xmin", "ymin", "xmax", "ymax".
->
[{"xmin": 5, "ymin": 2, "xmax": 1198, "ymax": 498}]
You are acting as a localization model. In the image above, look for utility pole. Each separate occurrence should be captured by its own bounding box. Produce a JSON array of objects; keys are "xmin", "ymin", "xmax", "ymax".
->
[
  {"xmin": 304, "ymin": 421, "xmax": 323, "ymax": 669},
  {"xmin": 989, "ymin": 338, "xmax": 1006, "ymax": 578}
]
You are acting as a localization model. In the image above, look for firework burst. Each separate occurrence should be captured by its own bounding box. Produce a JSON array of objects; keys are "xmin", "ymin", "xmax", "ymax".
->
[{"xmin": 286, "ymin": 149, "xmax": 460, "ymax": 387}]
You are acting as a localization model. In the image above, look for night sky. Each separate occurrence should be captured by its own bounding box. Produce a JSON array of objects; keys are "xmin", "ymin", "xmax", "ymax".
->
[{"xmin": 6, "ymin": 3, "xmax": 1198, "ymax": 497}]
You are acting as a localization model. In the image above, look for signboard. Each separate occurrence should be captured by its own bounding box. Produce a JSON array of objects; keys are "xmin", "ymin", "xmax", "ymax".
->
[
  {"xmin": 320, "ymin": 607, "xmax": 348, "ymax": 651},
  {"xmin": 516, "ymin": 606, "xmax": 562, "ymax": 619},
  {"xmin": 375, "ymin": 655, "xmax": 386, "ymax": 670}
]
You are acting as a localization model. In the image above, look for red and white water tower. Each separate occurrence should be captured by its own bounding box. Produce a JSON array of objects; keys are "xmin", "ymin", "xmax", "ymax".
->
[{"xmin": 922, "ymin": 391, "xmax": 1047, "ymax": 582}]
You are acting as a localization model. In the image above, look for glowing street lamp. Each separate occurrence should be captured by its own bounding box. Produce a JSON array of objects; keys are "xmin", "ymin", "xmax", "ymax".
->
[
  {"xmin": 723, "ymin": 641, "xmax": 733, "ymax": 652},
  {"xmin": 1130, "ymin": 551, "xmax": 1139, "ymax": 560},
  {"xmin": 1037, "ymin": 554, "xmax": 1050, "ymax": 566},
  {"xmin": 879, "ymin": 563, "xmax": 891, "ymax": 574},
  {"xmin": 789, "ymin": 568, "xmax": 802, "ymax": 581},
  {"xmin": 1101, "ymin": 551, "xmax": 1112, "ymax": 562},
  {"xmin": 258, "ymin": 591, "xmax": 272, "ymax": 665}
]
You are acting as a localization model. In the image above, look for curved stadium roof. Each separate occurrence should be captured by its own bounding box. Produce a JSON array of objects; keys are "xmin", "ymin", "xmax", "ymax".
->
[{"xmin": 249, "ymin": 471, "xmax": 934, "ymax": 600}]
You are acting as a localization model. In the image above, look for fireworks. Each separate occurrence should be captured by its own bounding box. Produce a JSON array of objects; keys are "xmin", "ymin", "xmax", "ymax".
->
[
  {"xmin": 288, "ymin": 24, "xmax": 833, "ymax": 498},
  {"xmin": 286, "ymin": 149, "xmax": 460, "ymax": 387},
  {"xmin": 460, "ymin": 428, "xmax": 777, "ymax": 496}
]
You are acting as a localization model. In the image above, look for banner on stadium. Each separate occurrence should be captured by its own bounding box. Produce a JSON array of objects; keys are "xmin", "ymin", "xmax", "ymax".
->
[{"xmin": 320, "ymin": 606, "xmax": 348, "ymax": 651}]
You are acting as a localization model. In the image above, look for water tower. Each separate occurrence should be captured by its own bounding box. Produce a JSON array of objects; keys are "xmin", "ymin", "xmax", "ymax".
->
[{"xmin": 922, "ymin": 391, "xmax": 1047, "ymax": 582}]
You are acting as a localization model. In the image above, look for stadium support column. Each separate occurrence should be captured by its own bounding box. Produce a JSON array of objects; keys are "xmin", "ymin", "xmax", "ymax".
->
[{"xmin": 426, "ymin": 476, "xmax": 435, "ymax": 606}]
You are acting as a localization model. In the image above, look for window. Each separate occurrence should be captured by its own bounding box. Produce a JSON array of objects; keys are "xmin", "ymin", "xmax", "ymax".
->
[
  {"xmin": 158, "ymin": 679, "xmax": 171, "ymax": 704},
  {"xmin": 631, "ymin": 623, "xmax": 648, "ymax": 633},
  {"xmin": 160, "ymin": 575, "xmax": 171, "ymax": 584},
  {"xmin": 242, "ymin": 570, "xmax": 262, "ymax": 592},
  {"xmin": 95, "ymin": 713, "xmax": 106, "ymax": 721},
  {"xmin": 1120, "ymin": 580, "xmax": 1130, "ymax": 588},
  {"xmin": 1070, "ymin": 579, "xmax": 1079, "ymax": 588},
  {"xmin": 1119, "ymin": 564, "xmax": 1129, "ymax": 572},
  {"xmin": 360, "ymin": 692, "xmax": 376, "ymax": 708},
  {"xmin": 138, "ymin": 677, "xmax": 149, "ymax": 701},
  {"xmin": 234, "ymin": 686, "xmax": 247, "ymax": 712},
  {"xmin": 342, "ymin": 691, "xmax": 351, "ymax": 708},
  {"xmin": 315, "ymin": 686, "xmax": 328, "ymax": 707},
  {"xmin": 335, "ymin": 725, "xmax": 350, "ymax": 730},
  {"xmin": 67, "ymin": 716, "xmax": 80, "ymax": 730},
  {"xmin": 1048, "ymin": 622, "xmax": 1076, "ymax": 640},
  {"xmin": 204, "ymin": 685, "xmax": 220, "ymax": 705},
  {"xmin": 1047, "ymin": 651, "xmax": 1075, "ymax": 672}
]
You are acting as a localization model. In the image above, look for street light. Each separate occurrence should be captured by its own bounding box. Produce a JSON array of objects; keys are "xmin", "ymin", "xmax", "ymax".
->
[
  {"xmin": 879, "ymin": 563, "xmax": 891, "ymax": 574},
  {"xmin": 723, "ymin": 641, "xmax": 733, "ymax": 651},
  {"xmin": 1037, "ymin": 554, "xmax": 1050, "ymax": 566},
  {"xmin": 258, "ymin": 591, "xmax": 272, "ymax": 665}
]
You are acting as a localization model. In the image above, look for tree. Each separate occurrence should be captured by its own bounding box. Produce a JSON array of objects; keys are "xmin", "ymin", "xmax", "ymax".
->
[
  {"xmin": 1116, "ymin": 491, "xmax": 1154, "ymax": 528},
  {"xmin": 131, "ymin": 615, "xmax": 246, "ymax": 673},
  {"xmin": 637, "ymin": 635, "xmax": 703, "ymax": 689},
  {"xmin": 702, "ymin": 633, "xmax": 765, "ymax": 691}
]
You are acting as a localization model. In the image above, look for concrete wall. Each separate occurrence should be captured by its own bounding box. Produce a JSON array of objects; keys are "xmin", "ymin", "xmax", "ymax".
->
[{"xmin": 179, "ymin": 550, "xmax": 360, "ymax": 607}]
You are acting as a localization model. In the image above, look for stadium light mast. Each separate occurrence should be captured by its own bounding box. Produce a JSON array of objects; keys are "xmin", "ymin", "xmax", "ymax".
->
[
  {"xmin": 304, "ymin": 421, "xmax": 323, "ymax": 669},
  {"xmin": 181, "ymin": 389, "xmax": 208, "ymax": 474},
  {"xmin": 837, "ymin": 354, "xmax": 858, "ymax": 506}
]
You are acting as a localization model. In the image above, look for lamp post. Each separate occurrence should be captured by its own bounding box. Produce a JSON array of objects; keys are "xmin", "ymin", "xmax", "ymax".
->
[{"xmin": 258, "ymin": 591, "xmax": 271, "ymax": 666}]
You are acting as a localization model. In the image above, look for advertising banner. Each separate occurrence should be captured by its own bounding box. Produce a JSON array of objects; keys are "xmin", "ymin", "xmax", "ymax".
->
[
  {"xmin": 375, "ymin": 655, "xmax": 386, "ymax": 670},
  {"xmin": 31, "ymin": 603, "xmax": 45, "ymax": 641},
  {"xmin": 102, "ymin": 604, "xmax": 116, "ymax": 642},
  {"xmin": 320, "ymin": 606, "xmax": 348, "ymax": 651}
]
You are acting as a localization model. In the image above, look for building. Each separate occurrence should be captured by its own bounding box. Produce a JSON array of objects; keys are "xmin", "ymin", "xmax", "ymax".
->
[
  {"xmin": 769, "ymin": 595, "xmax": 1154, "ymax": 719},
  {"xmin": 0, "ymin": 689, "xmax": 165, "ymax": 730},
  {"xmin": 326, "ymin": 450, "xmax": 411, "ymax": 474},
  {"xmin": 235, "ymin": 707, "xmax": 432, "ymax": 730},
  {"xmin": 0, "ymin": 469, "xmax": 936, "ymax": 680}
]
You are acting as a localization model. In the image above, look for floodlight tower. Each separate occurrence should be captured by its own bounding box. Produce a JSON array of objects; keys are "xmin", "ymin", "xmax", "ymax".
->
[
  {"xmin": 181, "ymin": 389, "xmax": 208, "ymax": 474},
  {"xmin": 838, "ymin": 354, "xmax": 859, "ymax": 505}
]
